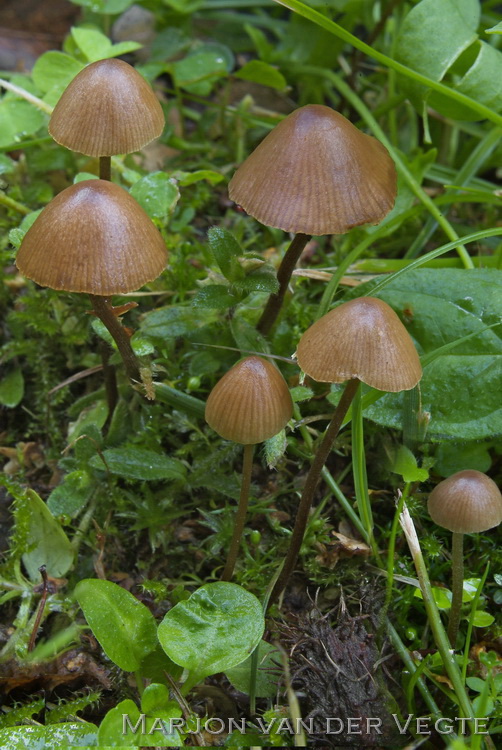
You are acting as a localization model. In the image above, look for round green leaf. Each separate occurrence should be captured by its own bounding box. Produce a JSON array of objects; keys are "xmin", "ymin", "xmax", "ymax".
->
[
  {"xmin": 0, "ymin": 368, "xmax": 24, "ymax": 408},
  {"xmin": 158, "ymin": 582, "xmax": 265, "ymax": 680},
  {"xmin": 74, "ymin": 579, "xmax": 158, "ymax": 671},
  {"xmin": 471, "ymin": 610, "xmax": 495, "ymax": 627}
]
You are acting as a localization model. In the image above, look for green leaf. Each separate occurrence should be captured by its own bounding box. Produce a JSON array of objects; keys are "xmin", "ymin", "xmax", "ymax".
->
[
  {"xmin": 173, "ymin": 169, "xmax": 224, "ymax": 186},
  {"xmin": 235, "ymin": 266, "xmax": 280, "ymax": 295},
  {"xmin": 74, "ymin": 579, "xmax": 158, "ymax": 671},
  {"xmin": 130, "ymin": 173, "xmax": 180, "ymax": 220},
  {"xmin": 0, "ymin": 723, "xmax": 97, "ymax": 749},
  {"xmin": 235, "ymin": 60, "xmax": 287, "ymax": 90},
  {"xmin": 141, "ymin": 305, "xmax": 219, "ymax": 339},
  {"xmin": 414, "ymin": 585, "xmax": 452, "ymax": 610},
  {"xmin": 192, "ymin": 284, "xmax": 240, "ymax": 309},
  {"xmin": 290, "ymin": 385, "xmax": 314, "ymax": 403},
  {"xmin": 21, "ymin": 489, "xmax": 75, "ymax": 581},
  {"xmin": 207, "ymin": 226, "xmax": 244, "ymax": 281},
  {"xmin": 31, "ymin": 51, "xmax": 84, "ymax": 103},
  {"xmin": 10, "ymin": 210, "xmax": 43, "ymax": 248},
  {"xmin": 263, "ymin": 430, "xmax": 287, "ymax": 469},
  {"xmin": 88, "ymin": 447, "xmax": 186, "ymax": 482},
  {"xmin": 225, "ymin": 640, "xmax": 280, "ymax": 698},
  {"xmin": 389, "ymin": 445, "xmax": 429, "ymax": 483},
  {"xmin": 352, "ymin": 268, "xmax": 502, "ymax": 441},
  {"xmin": 471, "ymin": 610, "xmax": 495, "ymax": 627},
  {"xmin": 485, "ymin": 21, "xmax": 502, "ymax": 34},
  {"xmin": 462, "ymin": 578, "xmax": 482, "ymax": 602},
  {"xmin": 434, "ymin": 442, "xmax": 491, "ymax": 477},
  {"xmin": 395, "ymin": 0, "xmax": 501, "ymax": 119},
  {"xmin": 0, "ymin": 368, "xmax": 24, "ymax": 408},
  {"xmin": 172, "ymin": 43, "xmax": 233, "ymax": 95},
  {"xmin": 71, "ymin": 26, "xmax": 113, "ymax": 61},
  {"xmin": 47, "ymin": 471, "xmax": 94, "ymax": 518},
  {"xmin": 98, "ymin": 698, "xmax": 180, "ymax": 746},
  {"xmin": 157, "ymin": 582, "xmax": 265, "ymax": 681},
  {"xmin": 465, "ymin": 676, "xmax": 486, "ymax": 693},
  {"xmin": 0, "ymin": 100, "xmax": 45, "ymax": 148}
]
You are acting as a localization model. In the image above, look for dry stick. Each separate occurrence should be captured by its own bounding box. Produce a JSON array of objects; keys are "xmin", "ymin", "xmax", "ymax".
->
[
  {"xmin": 88, "ymin": 294, "xmax": 141, "ymax": 384},
  {"xmin": 269, "ymin": 377, "xmax": 360, "ymax": 605},
  {"xmin": 447, "ymin": 531, "xmax": 464, "ymax": 647},
  {"xmin": 28, "ymin": 565, "xmax": 48, "ymax": 652},
  {"xmin": 257, "ymin": 233, "xmax": 311, "ymax": 335},
  {"xmin": 221, "ymin": 444, "xmax": 255, "ymax": 581}
]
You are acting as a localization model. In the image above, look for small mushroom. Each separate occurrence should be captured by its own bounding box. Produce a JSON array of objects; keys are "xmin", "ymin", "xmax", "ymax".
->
[
  {"xmin": 427, "ymin": 470, "xmax": 502, "ymax": 645},
  {"xmin": 49, "ymin": 58, "xmax": 165, "ymax": 179},
  {"xmin": 270, "ymin": 297, "xmax": 422, "ymax": 603},
  {"xmin": 206, "ymin": 356, "xmax": 292, "ymax": 580},
  {"xmin": 228, "ymin": 105, "xmax": 397, "ymax": 334},
  {"xmin": 16, "ymin": 180, "xmax": 167, "ymax": 384}
]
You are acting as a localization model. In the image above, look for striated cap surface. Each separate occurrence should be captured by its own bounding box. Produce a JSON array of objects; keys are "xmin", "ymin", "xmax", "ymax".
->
[
  {"xmin": 428, "ymin": 470, "xmax": 502, "ymax": 533},
  {"xmin": 49, "ymin": 58, "xmax": 165, "ymax": 157},
  {"xmin": 16, "ymin": 180, "xmax": 167, "ymax": 295},
  {"xmin": 296, "ymin": 297, "xmax": 422, "ymax": 392},
  {"xmin": 205, "ymin": 356, "xmax": 293, "ymax": 444},
  {"xmin": 228, "ymin": 104, "xmax": 396, "ymax": 235}
]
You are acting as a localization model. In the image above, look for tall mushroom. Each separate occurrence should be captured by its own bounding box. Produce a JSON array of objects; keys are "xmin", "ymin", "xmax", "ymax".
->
[
  {"xmin": 270, "ymin": 296, "xmax": 422, "ymax": 603},
  {"xmin": 16, "ymin": 180, "xmax": 167, "ymax": 387},
  {"xmin": 205, "ymin": 356, "xmax": 293, "ymax": 581},
  {"xmin": 427, "ymin": 470, "xmax": 502, "ymax": 646},
  {"xmin": 228, "ymin": 105, "xmax": 397, "ymax": 335},
  {"xmin": 49, "ymin": 57, "xmax": 165, "ymax": 180}
]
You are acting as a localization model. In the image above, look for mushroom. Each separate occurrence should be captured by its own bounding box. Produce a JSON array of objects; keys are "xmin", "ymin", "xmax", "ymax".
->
[
  {"xmin": 49, "ymin": 57, "xmax": 165, "ymax": 180},
  {"xmin": 205, "ymin": 356, "xmax": 293, "ymax": 580},
  {"xmin": 270, "ymin": 296, "xmax": 422, "ymax": 603},
  {"xmin": 427, "ymin": 470, "xmax": 502, "ymax": 646},
  {"xmin": 16, "ymin": 179, "xmax": 167, "ymax": 385},
  {"xmin": 228, "ymin": 105, "xmax": 397, "ymax": 335}
]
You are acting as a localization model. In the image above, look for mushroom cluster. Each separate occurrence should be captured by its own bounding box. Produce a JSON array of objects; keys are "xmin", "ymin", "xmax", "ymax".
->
[{"xmin": 15, "ymin": 59, "xmax": 166, "ymax": 389}]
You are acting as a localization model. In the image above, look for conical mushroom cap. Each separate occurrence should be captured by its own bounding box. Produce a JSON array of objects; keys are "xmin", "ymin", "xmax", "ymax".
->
[
  {"xmin": 428, "ymin": 470, "xmax": 502, "ymax": 534},
  {"xmin": 16, "ymin": 180, "xmax": 167, "ymax": 295},
  {"xmin": 228, "ymin": 104, "xmax": 397, "ymax": 235},
  {"xmin": 205, "ymin": 356, "xmax": 293, "ymax": 444},
  {"xmin": 49, "ymin": 58, "xmax": 165, "ymax": 157},
  {"xmin": 296, "ymin": 297, "xmax": 421, "ymax": 392}
]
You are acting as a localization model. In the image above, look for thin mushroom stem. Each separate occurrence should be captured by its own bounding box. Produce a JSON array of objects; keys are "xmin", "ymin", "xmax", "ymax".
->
[
  {"xmin": 89, "ymin": 294, "xmax": 142, "ymax": 385},
  {"xmin": 269, "ymin": 377, "xmax": 360, "ymax": 605},
  {"xmin": 99, "ymin": 155, "xmax": 111, "ymax": 181},
  {"xmin": 448, "ymin": 531, "xmax": 464, "ymax": 647},
  {"xmin": 221, "ymin": 443, "xmax": 254, "ymax": 581},
  {"xmin": 257, "ymin": 233, "xmax": 311, "ymax": 335}
]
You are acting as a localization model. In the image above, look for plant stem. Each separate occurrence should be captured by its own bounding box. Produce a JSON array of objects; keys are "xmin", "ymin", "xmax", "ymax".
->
[
  {"xmin": 221, "ymin": 444, "xmax": 254, "ymax": 581},
  {"xmin": 448, "ymin": 531, "xmax": 464, "ymax": 647},
  {"xmin": 88, "ymin": 295, "xmax": 141, "ymax": 384},
  {"xmin": 269, "ymin": 377, "xmax": 360, "ymax": 605},
  {"xmin": 99, "ymin": 156, "xmax": 111, "ymax": 181},
  {"xmin": 399, "ymin": 505, "xmax": 474, "ymax": 726},
  {"xmin": 257, "ymin": 233, "xmax": 311, "ymax": 335}
]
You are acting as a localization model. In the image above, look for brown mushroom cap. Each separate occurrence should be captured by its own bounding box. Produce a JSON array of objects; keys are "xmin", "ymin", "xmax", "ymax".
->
[
  {"xmin": 296, "ymin": 297, "xmax": 422, "ymax": 392},
  {"xmin": 228, "ymin": 104, "xmax": 397, "ymax": 235},
  {"xmin": 427, "ymin": 470, "xmax": 502, "ymax": 534},
  {"xmin": 16, "ymin": 180, "xmax": 167, "ymax": 295},
  {"xmin": 49, "ymin": 58, "xmax": 165, "ymax": 157},
  {"xmin": 205, "ymin": 356, "xmax": 293, "ymax": 444}
]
